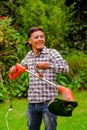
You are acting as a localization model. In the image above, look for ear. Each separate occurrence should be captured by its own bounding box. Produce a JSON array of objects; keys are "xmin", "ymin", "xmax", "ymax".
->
[{"xmin": 28, "ymin": 38, "xmax": 32, "ymax": 45}]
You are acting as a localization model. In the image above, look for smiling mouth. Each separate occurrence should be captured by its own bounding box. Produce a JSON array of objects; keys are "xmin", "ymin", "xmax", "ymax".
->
[{"xmin": 37, "ymin": 42, "xmax": 44, "ymax": 45}]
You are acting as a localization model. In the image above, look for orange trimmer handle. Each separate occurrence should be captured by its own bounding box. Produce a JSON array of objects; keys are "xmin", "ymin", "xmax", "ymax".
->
[
  {"xmin": 9, "ymin": 63, "xmax": 26, "ymax": 80},
  {"xmin": 57, "ymin": 86, "xmax": 75, "ymax": 101}
]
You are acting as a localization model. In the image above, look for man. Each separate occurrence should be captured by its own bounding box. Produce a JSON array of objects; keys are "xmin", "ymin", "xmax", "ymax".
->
[{"xmin": 10, "ymin": 26, "xmax": 69, "ymax": 130}]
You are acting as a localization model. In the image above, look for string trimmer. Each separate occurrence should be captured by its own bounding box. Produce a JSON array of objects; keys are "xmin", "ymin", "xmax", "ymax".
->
[{"xmin": 9, "ymin": 63, "xmax": 78, "ymax": 116}]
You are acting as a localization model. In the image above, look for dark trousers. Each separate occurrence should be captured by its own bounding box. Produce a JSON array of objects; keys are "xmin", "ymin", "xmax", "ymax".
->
[{"xmin": 26, "ymin": 101, "xmax": 57, "ymax": 130}]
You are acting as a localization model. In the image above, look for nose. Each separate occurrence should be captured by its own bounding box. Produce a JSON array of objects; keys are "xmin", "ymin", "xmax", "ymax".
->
[{"xmin": 38, "ymin": 36, "xmax": 43, "ymax": 40}]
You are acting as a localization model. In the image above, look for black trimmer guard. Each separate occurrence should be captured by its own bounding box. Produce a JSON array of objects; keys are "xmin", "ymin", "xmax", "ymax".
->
[{"xmin": 48, "ymin": 98, "xmax": 78, "ymax": 116}]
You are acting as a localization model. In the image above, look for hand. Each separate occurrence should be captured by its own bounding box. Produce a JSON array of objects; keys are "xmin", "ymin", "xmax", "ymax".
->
[
  {"xmin": 10, "ymin": 66, "xmax": 16, "ymax": 73},
  {"xmin": 36, "ymin": 62, "xmax": 49, "ymax": 69}
]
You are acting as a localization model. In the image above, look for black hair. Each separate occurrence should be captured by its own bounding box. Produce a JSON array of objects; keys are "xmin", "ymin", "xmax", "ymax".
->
[{"xmin": 28, "ymin": 26, "xmax": 44, "ymax": 38}]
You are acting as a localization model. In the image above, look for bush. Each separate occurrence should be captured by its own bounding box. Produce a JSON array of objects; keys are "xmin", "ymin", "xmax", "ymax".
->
[
  {"xmin": 56, "ymin": 50, "xmax": 87, "ymax": 90},
  {"xmin": 0, "ymin": 17, "xmax": 27, "ymax": 101}
]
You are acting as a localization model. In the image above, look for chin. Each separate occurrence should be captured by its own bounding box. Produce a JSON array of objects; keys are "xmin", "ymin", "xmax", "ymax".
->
[
  {"xmin": 37, "ymin": 45, "xmax": 44, "ymax": 49},
  {"xmin": 37, "ymin": 47, "xmax": 43, "ymax": 51}
]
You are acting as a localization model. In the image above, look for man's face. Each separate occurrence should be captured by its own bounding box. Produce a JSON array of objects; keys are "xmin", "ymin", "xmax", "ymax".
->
[{"xmin": 28, "ymin": 30, "xmax": 45, "ymax": 53}]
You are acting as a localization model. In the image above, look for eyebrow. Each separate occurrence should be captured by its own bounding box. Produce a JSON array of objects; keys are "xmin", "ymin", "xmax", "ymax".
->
[{"xmin": 30, "ymin": 32, "xmax": 44, "ymax": 37}]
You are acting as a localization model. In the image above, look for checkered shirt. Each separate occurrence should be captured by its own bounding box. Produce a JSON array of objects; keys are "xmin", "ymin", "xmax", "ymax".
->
[{"xmin": 21, "ymin": 46, "xmax": 69, "ymax": 103}]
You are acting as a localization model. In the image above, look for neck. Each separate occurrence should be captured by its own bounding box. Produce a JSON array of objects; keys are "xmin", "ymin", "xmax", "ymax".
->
[{"xmin": 33, "ymin": 48, "xmax": 42, "ymax": 55}]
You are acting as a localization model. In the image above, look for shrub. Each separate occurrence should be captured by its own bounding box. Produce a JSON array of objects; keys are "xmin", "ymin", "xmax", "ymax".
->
[
  {"xmin": 56, "ymin": 50, "xmax": 87, "ymax": 90},
  {"xmin": 0, "ymin": 17, "xmax": 27, "ymax": 101}
]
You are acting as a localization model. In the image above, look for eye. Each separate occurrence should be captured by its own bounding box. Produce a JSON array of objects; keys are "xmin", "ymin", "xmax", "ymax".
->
[
  {"xmin": 34, "ymin": 36, "xmax": 38, "ymax": 39},
  {"xmin": 34, "ymin": 35, "xmax": 44, "ymax": 39},
  {"xmin": 40, "ymin": 35, "xmax": 45, "ymax": 38}
]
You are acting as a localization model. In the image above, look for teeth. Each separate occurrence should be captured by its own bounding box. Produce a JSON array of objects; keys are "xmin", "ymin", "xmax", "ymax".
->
[
  {"xmin": 38, "ymin": 42, "xmax": 43, "ymax": 43},
  {"xmin": 37, "ymin": 43, "xmax": 43, "ymax": 44}
]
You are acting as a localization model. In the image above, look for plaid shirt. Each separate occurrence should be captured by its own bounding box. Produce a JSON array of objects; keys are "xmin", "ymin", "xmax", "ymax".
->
[{"xmin": 21, "ymin": 46, "xmax": 69, "ymax": 103}]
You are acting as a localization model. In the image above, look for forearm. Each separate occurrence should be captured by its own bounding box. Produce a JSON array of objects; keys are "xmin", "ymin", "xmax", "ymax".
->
[
  {"xmin": 49, "ymin": 60, "xmax": 69, "ymax": 74},
  {"xmin": 48, "ymin": 50, "xmax": 69, "ymax": 74}
]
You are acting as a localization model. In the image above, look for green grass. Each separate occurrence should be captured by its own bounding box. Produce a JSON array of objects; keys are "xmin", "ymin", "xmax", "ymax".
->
[{"xmin": 0, "ymin": 90, "xmax": 87, "ymax": 130}]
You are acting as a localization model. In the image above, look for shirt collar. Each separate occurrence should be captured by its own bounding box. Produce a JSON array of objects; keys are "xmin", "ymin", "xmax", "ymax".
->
[
  {"xmin": 41, "ymin": 46, "xmax": 49, "ymax": 54},
  {"xmin": 30, "ymin": 46, "xmax": 49, "ymax": 56}
]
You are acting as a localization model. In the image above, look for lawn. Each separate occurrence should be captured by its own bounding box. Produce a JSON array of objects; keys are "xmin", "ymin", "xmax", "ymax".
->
[{"xmin": 0, "ymin": 90, "xmax": 87, "ymax": 130}]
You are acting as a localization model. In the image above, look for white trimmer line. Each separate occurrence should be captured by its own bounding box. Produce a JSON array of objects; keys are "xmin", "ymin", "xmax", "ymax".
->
[{"xmin": 6, "ymin": 107, "xmax": 12, "ymax": 130}]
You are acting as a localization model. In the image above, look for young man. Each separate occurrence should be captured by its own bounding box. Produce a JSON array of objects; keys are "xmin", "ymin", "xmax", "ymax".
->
[{"xmin": 10, "ymin": 26, "xmax": 69, "ymax": 130}]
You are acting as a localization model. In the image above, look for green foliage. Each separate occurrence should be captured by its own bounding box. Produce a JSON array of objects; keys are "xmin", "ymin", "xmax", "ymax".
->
[
  {"xmin": 17, "ymin": 0, "xmax": 74, "ymax": 52},
  {"xmin": 56, "ymin": 50, "xmax": 87, "ymax": 90},
  {"xmin": 0, "ymin": 0, "xmax": 87, "ymax": 102},
  {"xmin": 66, "ymin": 0, "xmax": 87, "ymax": 53},
  {"xmin": 0, "ymin": 0, "xmax": 75, "ymax": 53},
  {"xmin": 0, "ymin": 17, "xmax": 22, "ymax": 66},
  {"xmin": 0, "ymin": 17, "xmax": 27, "ymax": 101},
  {"xmin": 0, "ymin": 0, "xmax": 87, "ymax": 53},
  {"xmin": 0, "ymin": 83, "xmax": 7, "ymax": 101},
  {"xmin": 7, "ymin": 72, "xmax": 29, "ymax": 98}
]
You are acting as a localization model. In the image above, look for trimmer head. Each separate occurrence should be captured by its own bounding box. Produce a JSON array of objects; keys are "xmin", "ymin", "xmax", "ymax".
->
[{"xmin": 48, "ymin": 98, "xmax": 78, "ymax": 116}]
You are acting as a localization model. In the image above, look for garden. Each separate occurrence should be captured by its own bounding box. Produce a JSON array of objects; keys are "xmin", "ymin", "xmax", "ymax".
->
[
  {"xmin": 0, "ymin": 91, "xmax": 87, "ymax": 130},
  {"xmin": 0, "ymin": 0, "xmax": 87, "ymax": 130}
]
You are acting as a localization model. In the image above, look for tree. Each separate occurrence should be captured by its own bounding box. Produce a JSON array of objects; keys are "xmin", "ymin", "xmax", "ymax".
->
[{"xmin": 65, "ymin": 0, "xmax": 87, "ymax": 52}]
